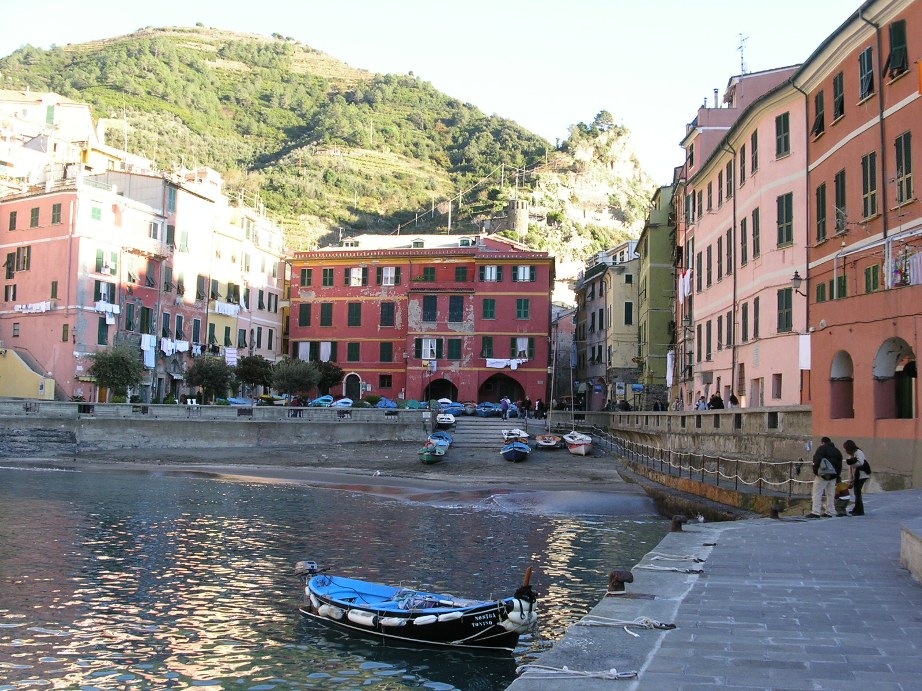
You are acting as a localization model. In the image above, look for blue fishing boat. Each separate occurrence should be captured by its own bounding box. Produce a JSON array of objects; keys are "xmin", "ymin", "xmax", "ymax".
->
[
  {"xmin": 295, "ymin": 562, "xmax": 537, "ymax": 651},
  {"xmin": 500, "ymin": 440, "xmax": 531, "ymax": 462}
]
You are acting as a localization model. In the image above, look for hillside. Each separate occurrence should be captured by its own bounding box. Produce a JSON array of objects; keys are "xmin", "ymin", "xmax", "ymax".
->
[{"xmin": 0, "ymin": 26, "xmax": 654, "ymax": 265}]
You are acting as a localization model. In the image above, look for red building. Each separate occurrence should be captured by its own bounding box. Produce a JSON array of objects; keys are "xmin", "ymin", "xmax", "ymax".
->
[
  {"xmin": 289, "ymin": 233, "xmax": 555, "ymax": 405},
  {"xmin": 794, "ymin": 0, "xmax": 921, "ymax": 487}
]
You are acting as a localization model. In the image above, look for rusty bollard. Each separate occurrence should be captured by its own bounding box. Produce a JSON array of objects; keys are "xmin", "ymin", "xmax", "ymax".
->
[
  {"xmin": 608, "ymin": 569, "xmax": 634, "ymax": 593},
  {"xmin": 671, "ymin": 515, "xmax": 689, "ymax": 532}
]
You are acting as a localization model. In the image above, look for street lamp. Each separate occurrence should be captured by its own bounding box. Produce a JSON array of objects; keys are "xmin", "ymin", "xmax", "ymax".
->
[{"xmin": 790, "ymin": 270, "xmax": 806, "ymax": 297}]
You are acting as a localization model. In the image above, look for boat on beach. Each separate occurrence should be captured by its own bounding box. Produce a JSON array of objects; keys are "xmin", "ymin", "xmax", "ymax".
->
[
  {"xmin": 501, "ymin": 428, "xmax": 528, "ymax": 442},
  {"xmin": 418, "ymin": 442, "xmax": 448, "ymax": 464},
  {"xmin": 500, "ymin": 440, "xmax": 531, "ymax": 462},
  {"xmin": 435, "ymin": 413, "xmax": 456, "ymax": 429},
  {"xmin": 295, "ymin": 561, "xmax": 537, "ymax": 651},
  {"xmin": 535, "ymin": 433, "xmax": 564, "ymax": 450},
  {"xmin": 562, "ymin": 431, "xmax": 593, "ymax": 456}
]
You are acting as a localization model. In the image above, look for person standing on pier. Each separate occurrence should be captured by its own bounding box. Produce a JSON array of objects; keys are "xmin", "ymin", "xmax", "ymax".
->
[
  {"xmin": 843, "ymin": 440, "xmax": 871, "ymax": 516},
  {"xmin": 808, "ymin": 437, "xmax": 843, "ymax": 518}
]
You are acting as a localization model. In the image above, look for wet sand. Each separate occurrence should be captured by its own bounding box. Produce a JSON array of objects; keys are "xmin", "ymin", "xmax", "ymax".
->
[{"xmin": 51, "ymin": 441, "xmax": 654, "ymax": 516}]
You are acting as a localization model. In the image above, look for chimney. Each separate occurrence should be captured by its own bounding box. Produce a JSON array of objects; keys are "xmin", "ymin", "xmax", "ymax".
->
[{"xmin": 713, "ymin": 89, "xmax": 718, "ymax": 108}]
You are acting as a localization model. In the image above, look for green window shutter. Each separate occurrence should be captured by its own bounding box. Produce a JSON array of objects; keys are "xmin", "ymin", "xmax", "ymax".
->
[
  {"xmin": 362, "ymin": 267, "xmax": 369, "ymax": 285},
  {"xmin": 496, "ymin": 266, "xmax": 503, "ymax": 282},
  {"xmin": 414, "ymin": 339, "xmax": 422, "ymax": 358},
  {"xmin": 509, "ymin": 337, "xmax": 516, "ymax": 358},
  {"xmin": 530, "ymin": 266, "xmax": 536, "ymax": 282},
  {"xmin": 481, "ymin": 336, "xmax": 493, "ymax": 358},
  {"xmin": 394, "ymin": 267, "xmax": 401, "ymax": 285},
  {"xmin": 435, "ymin": 339, "xmax": 444, "ymax": 359},
  {"xmin": 447, "ymin": 338, "xmax": 462, "ymax": 359},
  {"xmin": 97, "ymin": 317, "xmax": 108, "ymax": 345},
  {"xmin": 329, "ymin": 341, "xmax": 338, "ymax": 362},
  {"xmin": 479, "ymin": 266, "xmax": 485, "ymax": 281},
  {"xmin": 376, "ymin": 267, "xmax": 383, "ymax": 285},
  {"xmin": 348, "ymin": 342, "xmax": 360, "ymax": 361},
  {"xmin": 528, "ymin": 338, "xmax": 535, "ymax": 359},
  {"xmin": 512, "ymin": 268, "xmax": 518, "ymax": 282},
  {"xmin": 95, "ymin": 250, "xmax": 104, "ymax": 272},
  {"xmin": 299, "ymin": 303, "xmax": 311, "ymax": 326}
]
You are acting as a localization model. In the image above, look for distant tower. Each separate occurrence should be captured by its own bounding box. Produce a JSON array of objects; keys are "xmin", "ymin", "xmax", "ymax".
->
[{"xmin": 510, "ymin": 199, "xmax": 529, "ymax": 237}]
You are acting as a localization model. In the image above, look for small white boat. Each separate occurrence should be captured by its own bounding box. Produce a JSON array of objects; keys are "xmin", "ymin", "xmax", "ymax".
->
[
  {"xmin": 535, "ymin": 433, "xmax": 563, "ymax": 450},
  {"xmin": 501, "ymin": 428, "xmax": 529, "ymax": 441},
  {"xmin": 562, "ymin": 431, "xmax": 592, "ymax": 456},
  {"xmin": 435, "ymin": 413, "xmax": 456, "ymax": 428}
]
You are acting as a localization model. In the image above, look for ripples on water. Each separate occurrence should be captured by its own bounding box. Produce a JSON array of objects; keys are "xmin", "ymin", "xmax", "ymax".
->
[{"xmin": 0, "ymin": 467, "xmax": 667, "ymax": 690}]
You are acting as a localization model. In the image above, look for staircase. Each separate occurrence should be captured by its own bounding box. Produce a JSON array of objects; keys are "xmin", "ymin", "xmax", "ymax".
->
[{"xmin": 442, "ymin": 415, "xmax": 548, "ymax": 448}]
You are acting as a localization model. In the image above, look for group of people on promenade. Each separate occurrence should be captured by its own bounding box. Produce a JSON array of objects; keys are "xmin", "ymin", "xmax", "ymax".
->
[
  {"xmin": 809, "ymin": 436, "xmax": 872, "ymax": 517},
  {"xmin": 689, "ymin": 393, "xmax": 741, "ymax": 410},
  {"xmin": 499, "ymin": 396, "xmax": 546, "ymax": 420}
]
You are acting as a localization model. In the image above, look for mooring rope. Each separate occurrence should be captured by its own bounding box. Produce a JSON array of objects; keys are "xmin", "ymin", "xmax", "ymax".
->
[
  {"xmin": 517, "ymin": 664, "xmax": 638, "ymax": 680},
  {"xmin": 634, "ymin": 564, "xmax": 703, "ymax": 574},
  {"xmin": 575, "ymin": 615, "xmax": 677, "ymax": 638},
  {"xmin": 648, "ymin": 552, "xmax": 705, "ymax": 563}
]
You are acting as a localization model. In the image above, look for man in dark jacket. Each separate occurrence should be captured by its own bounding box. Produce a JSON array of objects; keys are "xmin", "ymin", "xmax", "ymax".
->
[{"xmin": 809, "ymin": 436, "xmax": 843, "ymax": 517}]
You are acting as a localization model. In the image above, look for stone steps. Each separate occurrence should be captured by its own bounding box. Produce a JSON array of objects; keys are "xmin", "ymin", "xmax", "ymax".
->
[{"xmin": 439, "ymin": 415, "xmax": 551, "ymax": 448}]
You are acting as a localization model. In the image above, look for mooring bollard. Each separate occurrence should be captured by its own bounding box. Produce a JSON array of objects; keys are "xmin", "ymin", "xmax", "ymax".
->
[
  {"xmin": 607, "ymin": 569, "xmax": 634, "ymax": 593},
  {"xmin": 671, "ymin": 515, "xmax": 689, "ymax": 532}
]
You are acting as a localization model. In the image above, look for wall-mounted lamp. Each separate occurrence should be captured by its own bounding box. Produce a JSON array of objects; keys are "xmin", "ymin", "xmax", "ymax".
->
[{"xmin": 790, "ymin": 270, "xmax": 807, "ymax": 297}]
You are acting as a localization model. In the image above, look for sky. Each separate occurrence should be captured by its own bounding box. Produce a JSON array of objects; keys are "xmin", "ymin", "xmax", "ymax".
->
[{"xmin": 0, "ymin": 0, "xmax": 861, "ymax": 184}]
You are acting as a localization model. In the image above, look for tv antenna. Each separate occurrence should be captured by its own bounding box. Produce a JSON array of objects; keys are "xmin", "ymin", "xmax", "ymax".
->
[{"xmin": 738, "ymin": 33, "xmax": 749, "ymax": 74}]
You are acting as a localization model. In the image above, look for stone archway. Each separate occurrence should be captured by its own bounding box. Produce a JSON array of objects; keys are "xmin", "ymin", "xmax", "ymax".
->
[
  {"xmin": 829, "ymin": 350, "xmax": 854, "ymax": 419},
  {"xmin": 478, "ymin": 373, "xmax": 524, "ymax": 405},
  {"xmin": 344, "ymin": 372, "xmax": 362, "ymax": 401},
  {"xmin": 872, "ymin": 337, "xmax": 916, "ymax": 419},
  {"xmin": 423, "ymin": 377, "xmax": 458, "ymax": 403}
]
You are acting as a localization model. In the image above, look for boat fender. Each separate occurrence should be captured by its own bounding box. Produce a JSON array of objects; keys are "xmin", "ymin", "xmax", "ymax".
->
[
  {"xmin": 379, "ymin": 617, "xmax": 407, "ymax": 627},
  {"xmin": 500, "ymin": 599, "xmax": 538, "ymax": 631},
  {"xmin": 437, "ymin": 611, "xmax": 463, "ymax": 622},
  {"xmin": 347, "ymin": 610, "xmax": 378, "ymax": 627},
  {"xmin": 309, "ymin": 594, "xmax": 320, "ymax": 611},
  {"xmin": 412, "ymin": 614, "xmax": 438, "ymax": 626},
  {"xmin": 319, "ymin": 604, "xmax": 345, "ymax": 620}
]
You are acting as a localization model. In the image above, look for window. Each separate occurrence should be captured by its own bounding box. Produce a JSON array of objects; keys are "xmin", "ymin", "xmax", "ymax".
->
[
  {"xmin": 718, "ymin": 171, "xmax": 724, "ymax": 206},
  {"xmin": 165, "ymin": 267, "xmax": 175, "ymax": 293},
  {"xmin": 8, "ymin": 211, "xmax": 17, "ymax": 231},
  {"xmin": 479, "ymin": 265, "xmax": 502, "ymax": 282},
  {"xmin": 447, "ymin": 338, "xmax": 462, "ymax": 360},
  {"xmin": 298, "ymin": 302, "xmax": 311, "ymax": 326},
  {"xmin": 816, "ymin": 282, "xmax": 827, "ymax": 303},
  {"xmin": 739, "ymin": 145, "xmax": 747, "ymax": 184},
  {"xmin": 257, "ymin": 289, "xmax": 265, "ymax": 309},
  {"xmin": 696, "ymin": 324, "xmax": 702, "ymax": 363},
  {"xmin": 168, "ymin": 187, "xmax": 177, "ymax": 213},
  {"xmin": 448, "ymin": 295, "xmax": 464, "ymax": 322},
  {"xmin": 455, "ymin": 266, "xmax": 468, "ymax": 282},
  {"xmin": 706, "ymin": 245, "xmax": 712, "ymax": 286},
  {"xmin": 696, "ymin": 251, "xmax": 703, "ymax": 292},
  {"xmin": 858, "ymin": 46, "xmax": 874, "ymax": 100},
  {"xmin": 30, "ymin": 207, "xmax": 39, "ymax": 227},
  {"xmin": 124, "ymin": 303, "xmax": 136, "ymax": 332},
  {"xmin": 97, "ymin": 316, "xmax": 109, "ymax": 345},
  {"xmin": 51, "ymin": 280, "xmax": 58, "ymax": 299},
  {"xmin": 161, "ymin": 312, "xmax": 172, "ymax": 338},
  {"xmin": 725, "ymin": 161, "xmax": 733, "ymax": 199},
  {"xmin": 741, "ymin": 303, "xmax": 749, "ymax": 342},
  {"xmin": 481, "ymin": 336, "xmax": 494, "ymax": 358},
  {"xmin": 3, "ymin": 284, "xmax": 15, "ymax": 301},
  {"xmin": 347, "ymin": 302, "xmax": 362, "ymax": 327},
  {"xmin": 895, "ymin": 132, "xmax": 913, "ymax": 203},
  {"xmin": 148, "ymin": 221, "xmax": 159, "ymax": 240},
  {"xmin": 776, "ymin": 193, "xmax": 793, "ymax": 246},
  {"xmin": 379, "ymin": 375, "xmax": 392, "ymax": 389},
  {"xmin": 513, "ymin": 265, "xmax": 536, "ymax": 282},
  {"xmin": 725, "ymin": 229, "xmax": 733, "ymax": 275},
  {"xmin": 224, "ymin": 326, "xmax": 232, "ymax": 347},
  {"xmin": 62, "ymin": 324, "xmax": 68, "ymax": 342},
  {"xmin": 725, "ymin": 310, "xmax": 733, "ymax": 347},
  {"xmin": 772, "ymin": 373, "xmax": 783, "ymax": 400},
  {"xmin": 377, "ymin": 266, "xmax": 400, "ymax": 286},
  {"xmin": 750, "ymin": 130, "xmax": 759, "ymax": 173},
  {"xmin": 834, "ymin": 169, "xmax": 847, "ymax": 232},
  {"xmin": 740, "ymin": 218, "xmax": 748, "ymax": 265},
  {"xmin": 94, "ymin": 280, "xmax": 114, "ymax": 302},
  {"xmin": 835, "ymin": 275, "xmax": 848, "ymax": 299},
  {"xmin": 256, "ymin": 326, "xmax": 263, "ymax": 349},
  {"xmin": 319, "ymin": 303, "xmax": 333, "ymax": 326},
  {"xmin": 752, "ymin": 208, "xmax": 761, "ymax": 258},
  {"xmin": 811, "ymin": 91, "xmax": 825, "ymax": 137},
  {"xmin": 482, "ymin": 298, "xmax": 496, "ymax": 320},
  {"xmin": 165, "ymin": 224, "xmax": 175, "ymax": 248},
  {"xmin": 192, "ymin": 319, "xmax": 201, "ymax": 344},
  {"xmin": 380, "ymin": 301, "xmax": 395, "ymax": 327},
  {"xmin": 51, "ymin": 203, "xmax": 62, "ymax": 224},
  {"xmin": 412, "ymin": 239, "xmax": 424, "ymax": 249},
  {"xmin": 696, "ymin": 190, "xmax": 702, "ymax": 219},
  {"xmin": 775, "ymin": 112, "xmax": 790, "ymax": 157},
  {"xmin": 624, "ymin": 301, "xmax": 634, "ymax": 325},
  {"xmin": 141, "ymin": 306, "xmax": 154, "ymax": 335},
  {"xmin": 688, "ymin": 142, "xmax": 695, "ymax": 167},
  {"xmin": 777, "ymin": 288, "xmax": 793, "ymax": 333},
  {"xmin": 625, "ymin": 274, "xmax": 633, "ymax": 284},
  {"xmin": 717, "ymin": 315, "xmax": 723, "ymax": 351},
  {"xmin": 238, "ymin": 328, "xmax": 247, "ymax": 348},
  {"xmin": 706, "ymin": 182, "xmax": 713, "ymax": 210},
  {"xmin": 864, "ymin": 264, "xmax": 880, "ymax": 293},
  {"xmin": 516, "ymin": 298, "xmax": 530, "ymax": 320},
  {"xmin": 417, "ymin": 337, "xmax": 441, "ymax": 360},
  {"xmin": 178, "ymin": 230, "xmax": 189, "ymax": 253},
  {"xmin": 510, "ymin": 337, "xmax": 534, "ymax": 359},
  {"xmin": 300, "ymin": 268, "xmax": 312, "ymax": 286},
  {"xmin": 717, "ymin": 236, "xmax": 723, "ymax": 279},
  {"xmin": 862, "ymin": 152, "xmax": 878, "ymax": 218},
  {"xmin": 833, "ymin": 71, "xmax": 845, "ymax": 120},
  {"xmin": 753, "ymin": 297, "xmax": 760, "ymax": 339},
  {"xmin": 347, "ymin": 342, "xmax": 360, "ymax": 362},
  {"xmin": 346, "ymin": 267, "xmax": 368, "ymax": 286},
  {"xmin": 380, "ymin": 342, "xmax": 393, "ymax": 362},
  {"xmin": 422, "ymin": 295, "xmax": 437, "ymax": 322},
  {"xmin": 706, "ymin": 320, "xmax": 712, "ymax": 360},
  {"xmin": 91, "ymin": 206, "xmax": 102, "ymax": 221},
  {"xmin": 15, "ymin": 245, "xmax": 31, "ymax": 271},
  {"xmin": 268, "ymin": 329, "xmax": 274, "ymax": 350},
  {"xmin": 421, "ymin": 266, "xmax": 436, "ymax": 282},
  {"xmin": 816, "ymin": 183, "xmax": 827, "ymax": 242},
  {"xmin": 886, "ymin": 20, "xmax": 908, "ymax": 78},
  {"xmin": 176, "ymin": 315, "xmax": 185, "ymax": 340},
  {"xmin": 322, "ymin": 268, "xmax": 334, "ymax": 286}
]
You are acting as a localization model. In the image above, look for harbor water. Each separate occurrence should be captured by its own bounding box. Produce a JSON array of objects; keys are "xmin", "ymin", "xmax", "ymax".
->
[{"xmin": 0, "ymin": 465, "xmax": 668, "ymax": 690}]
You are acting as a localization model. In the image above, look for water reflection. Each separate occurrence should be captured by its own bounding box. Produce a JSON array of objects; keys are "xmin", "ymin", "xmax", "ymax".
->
[{"xmin": 0, "ymin": 467, "xmax": 667, "ymax": 690}]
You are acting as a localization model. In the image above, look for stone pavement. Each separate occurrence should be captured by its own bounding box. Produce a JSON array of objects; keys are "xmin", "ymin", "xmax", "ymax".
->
[{"xmin": 509, "ymin": 489, "xmax": 922, "ymax": 690}]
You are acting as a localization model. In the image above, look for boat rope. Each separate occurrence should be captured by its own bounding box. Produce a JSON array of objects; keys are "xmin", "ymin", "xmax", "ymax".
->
[
  {"xmin": 648, "ymin": 552, "xmax": 705, "ymax": 563},
  {"xmin": 575, "ymin": 615, "xmax": 677, "ymax": 638},
  {"xmin": 634, "ymin": 564, "xmax": 703, "ymax": 574},
  {"xmin": 517, "ymin": 664, "xmax": 638, "ymax": 680}
]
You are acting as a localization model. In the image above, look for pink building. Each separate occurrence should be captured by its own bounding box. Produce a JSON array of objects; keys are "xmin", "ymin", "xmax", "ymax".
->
[{"xmin": 676, "ymin": 67, "xmax": 807, "ymax": 408}]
